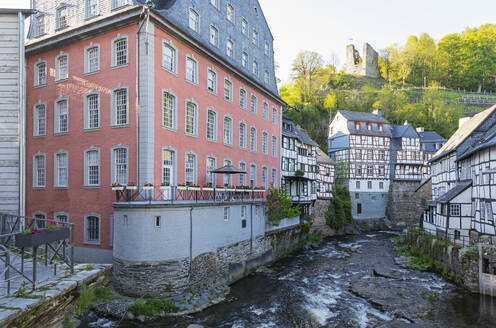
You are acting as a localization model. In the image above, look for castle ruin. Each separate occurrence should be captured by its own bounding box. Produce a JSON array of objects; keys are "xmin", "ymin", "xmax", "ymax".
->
[{"xmin": 343, "ymin": 43, "xmax": 380, "ymax": 78}]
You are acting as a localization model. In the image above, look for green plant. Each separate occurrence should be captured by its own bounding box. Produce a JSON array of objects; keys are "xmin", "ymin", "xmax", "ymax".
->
[
  {"xmin": 295, "ymin": 169, "xmax": 304, "ymax": 177},
  {"xmin": 426, "ymin": 292, "xmax": 439, "ymax": 303},
  {"xmin": 94, "ymin": 287, "xmax": 114, "ymax": 301},
  {"xmin": 85, "ymin": 264, "xmax": 95, "ymax": 270},
  {"xmin": 14, "ymin": 283, "xmax": 42, "ymax": 299},
  {"xmin": 75, "ymin": 284, "xmax": 94, "ymax": 315},
  {"xmin": 308, "ymin": 232, "xmax": 323, "ymax": 244},
  {"xmin": 326, "ymin": 184, "xmax": 353, "ymax": 230},
  {"xmin": 396, "ymin": 290, "xmax": 404, "ymax": 297},
  {"xmin": 265, "ymin": 186, "xmax": 301, "ymax": 226},
  {"xmin": 128, "ymin": 299, "xmax": 180, "ymax": 319}
]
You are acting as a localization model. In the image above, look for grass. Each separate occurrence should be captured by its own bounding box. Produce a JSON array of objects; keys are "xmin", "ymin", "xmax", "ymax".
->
[
  {"xmin": 0, "ymin": 305, "xmax": 21, "ymax": 310},
  {"xmin": 75, "ymin": 284, "xmax": 94, "ymax": 315},
  {"xmin": 94, "ymin": 287, "xmax": 115, "ymax": 301},
  {"xmin": 396, "ymin": 290, "xmax": 404, "ymax": 297},
  {"xmin": 85, "ymin": 264, "xmax": 96, "ymax": 271},
  {"xmin": 128, "ymin": 299, "xmax": 181, "ymax": 319},
  {"xmin": 14, "ymin": 283, "xmax": 43, "ymax": 299}
]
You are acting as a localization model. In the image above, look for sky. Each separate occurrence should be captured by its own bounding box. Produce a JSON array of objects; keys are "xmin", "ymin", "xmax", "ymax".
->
[{"xmin": 3, "ymin": 0, "xmax": 496, "ymax": 84}]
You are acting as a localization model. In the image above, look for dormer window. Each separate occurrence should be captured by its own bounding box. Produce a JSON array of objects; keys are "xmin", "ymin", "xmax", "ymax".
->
[
  {"xmin": 227, "ymin": 3, "xmax": 234, "ymax": 23},
  {"xmin": 379, "ymin": 124, "xmax": 383, "ymax": 132},
  {"xmin": 355, "ymin": 122, "xmax": 360, "ymax": 130},
  {"xmin": 36, "ymin": 15, "xmax": 45, "ymax": 36},
  {"xmin": 86, "ymin": 0, "xmax": 99, "ymax": 18},
  {"xmin": 367, "ymin": 123, "xmax": 372, "ymax": 131},
  {"xmin": 56, "ymin": 6, "xmax": 68, "ymax": 29}
]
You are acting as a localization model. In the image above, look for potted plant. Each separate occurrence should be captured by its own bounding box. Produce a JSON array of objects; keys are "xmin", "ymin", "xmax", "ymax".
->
[
  {"xmin": 127, "ymin": 182, "xmax": 137, "ymax": 190},
  {"xmin": 143, "ymin": 182, "xmax": 154, "ymax": 190},
  {"xmin": 254, "ymin": 186, "xmax": 265, "ymax": 192},
  {"xmin": 160, "ymin": 183, "xmax": 170, "ymax": 190},
  {"xmin": 177, "ymin": 184, "xmax": 187, "ymax": 190},
  {"xmin": 295, "ymin": 170, "xmax": 304, "ymax": 177},
  {"xmin": 15, "ymin": 222, "xmax": 70, "ymax": 248},
  {"xmin": 203, "ymin": 184, "xmax": 214, "ymax": 191},
  {"xmin": 111, "ymin": 183, "xmax": 124, "ymax": 191}
]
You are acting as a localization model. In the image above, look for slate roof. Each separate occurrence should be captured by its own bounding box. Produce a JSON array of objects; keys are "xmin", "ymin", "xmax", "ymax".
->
[
  {"xmin": 419, "ymin": 131, "xmax": 445, "ymax": 142},
  {"xmin": 282, "ymin": 116, "xmax": 299, "ymax": 138},
  {"xmin": 296, "ymin": 127, "xmax": 319, "ymax": 147},
  {"xmin": 457, "ymin": 123, "xmax": 496, "ymax": 161},
  {"xmin": 391, "ymin": 124, "xmax": 419, "ymax": 138},
  {"xmin": 316, "ymin": 148, "xmax": 335, "ymax": 165},
  {"xmin": 338, "ymin": 110, "xmax": 390, "ymax": 124},
  {"xmin": 436, "ymin": 180, "xmax": 472, "ymax": 204},
  {"xmin": 432, "ymin": 105, "xmax": 496, "ymax": 161}
]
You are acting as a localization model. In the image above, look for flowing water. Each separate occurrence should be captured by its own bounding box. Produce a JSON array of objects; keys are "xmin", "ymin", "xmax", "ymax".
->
[{"xmin": 81, "ymin": 232, "xmax": 496, "ymax": 328}]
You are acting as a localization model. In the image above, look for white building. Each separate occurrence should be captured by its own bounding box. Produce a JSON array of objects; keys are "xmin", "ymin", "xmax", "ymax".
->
[
  {"xmin": 328, "ymin": 110, "xmax": 391, "ymax": 219},
  {"xmin": 423, "ymin": 106, "xmax": 496, "ymax": 245},
  {"xmin": 316, "ymin": 148, "xmax": 335, "ymax": 199},
  {"xmin": 390, "ymin": 124, "xmax": 423, "ymax": 181},
  {"xmin": 0, "ymin": 8, "xmax": 32, "ymax": 215}
]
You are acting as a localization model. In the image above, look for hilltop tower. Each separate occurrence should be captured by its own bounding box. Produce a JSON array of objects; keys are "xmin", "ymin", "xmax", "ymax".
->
[{"xmin": 343, "ymin": 43, "xmax": 380, "ymax": 78}]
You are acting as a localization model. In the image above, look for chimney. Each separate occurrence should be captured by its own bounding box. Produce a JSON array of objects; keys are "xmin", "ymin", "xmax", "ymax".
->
[
  {"xmin": 459, "ymin": 117, "xmax": 471, "ymax": 128},
  {"xmin": 416, "ymin": 127, "xmax": 425, "ymax": 133},
  {"xmin": 372, "ymin": 109, "xmax": 383, "ymax": 117}
]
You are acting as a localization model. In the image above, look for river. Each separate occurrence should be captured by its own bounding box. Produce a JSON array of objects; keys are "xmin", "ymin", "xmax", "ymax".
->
[{"xmin": 81, "ymin": 232, "xmax": 496, "ymax": 328}]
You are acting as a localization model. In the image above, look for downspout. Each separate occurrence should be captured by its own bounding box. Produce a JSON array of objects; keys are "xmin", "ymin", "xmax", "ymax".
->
[
  {"xmin": 135, "ymin": 8, "xmax": 148, "ymax": 188},
  {"xmin": 18, "ymin": 11, "xmax": 26, "ymax": 218}
]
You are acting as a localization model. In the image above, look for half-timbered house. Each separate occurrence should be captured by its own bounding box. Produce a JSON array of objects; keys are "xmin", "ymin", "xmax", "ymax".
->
[
  {"xmin": 316, "ymin": 147, "xmax": 335, "ymax": 199},
  {"xmin": 390, "ymin": 124, "xmax": 423, "ymax": 181},
  {"xmin": 417, "ymin": 128, "xmax": 446, "ymax": 179}
]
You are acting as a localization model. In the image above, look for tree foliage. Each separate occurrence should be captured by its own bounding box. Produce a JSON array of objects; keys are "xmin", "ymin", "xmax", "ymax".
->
[
  {"xmin": 266, "ymin": 186, "xmax": 301, "ymax": 226},
  {"xmin": 326, "ymin": 185, "xmax": 353, "ymax": 230}
]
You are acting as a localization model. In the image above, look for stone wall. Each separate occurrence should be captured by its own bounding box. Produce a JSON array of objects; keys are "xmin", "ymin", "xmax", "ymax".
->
[
  {"xmin": 310, "ymin": 199, "xmax": 335, "ymax": 237},
  {"xmin": 386, "ymin": 180, "xmax": 431, "ymax": 229},
  {"xmin": 343, "ymin": 43, "xmax": 380, "ymax": 78},
  {"xmin": 405, "ymin": 229, "xmax": 479, "ymax": 293}
]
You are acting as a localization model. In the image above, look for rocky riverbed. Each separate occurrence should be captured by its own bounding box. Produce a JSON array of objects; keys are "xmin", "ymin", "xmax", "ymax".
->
[{"xmin": 79, "ymin": 232, "xmax": 496, "ymax": 327}]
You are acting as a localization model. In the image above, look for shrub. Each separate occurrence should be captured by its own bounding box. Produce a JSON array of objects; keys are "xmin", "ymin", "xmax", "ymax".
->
[
  {"xmin": 326, "ymin": 184, "xmax": 353, "ymax": 230},
  {"xmin": 75, "ymin": 284, "xmax": 94, "ymax": 315},
  {"xmin": 266, "ymin": 186, "xmax": 301, "ymax": 226},
  {"xmin": 128, "ymin": 299, "xmax": 180, "ymax": 318}
]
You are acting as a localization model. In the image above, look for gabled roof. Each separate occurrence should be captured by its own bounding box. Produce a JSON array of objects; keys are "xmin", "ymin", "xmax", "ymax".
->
[
  {"xmin": 432, "ymin": 105, "xmax": 496, "ymax": 161},
  {"xmin": 419, "ymin": 131, "xmax": 445, "ymax": 142},
  {"xmin": 458, "ymin": 123, "xmax": 496, "ymax": 161},
  {"xmin": 338, "ymin": 110, "xmax": 390, "ymax": 124},
  {"xmin": 296, "ymin": 127, "xmax": 319, "ymax": 147},
  {"xmin": 391, "ymin": 124, "xmax": 419, "ymax": 138},
  {"xmin": 437, "ymin": 180, "xmax": 472, "ymax": 204},
  {"xmin": 316, "ymin": 148, "xmax": 335, "ymax": 165}
]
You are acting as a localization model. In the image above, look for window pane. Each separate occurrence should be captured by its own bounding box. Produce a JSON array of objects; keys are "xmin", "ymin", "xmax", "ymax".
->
[
  {"xmin": 163, "ymin": 44, "xmax": 175, "ymax": 71},
  {"xmin": 115, "ymin": 39, "xmax": 127, "ymax": 66},
  {"xmin": 207, "ymin": 110, "xmax": 216, "ymax": 140},
  {"xmin": 87, "ymin": 47, "xmax": 99, "ymax": 72},
  {"xmin": 163, "ymin": 92, "xmax": 175, "ymax": 128},
  {"xmin": 185, "ymin": 102, "xmax": 196, "ymax": 134},
  {"xmin": 87, "ymin": 150, "xmax": 99, "ymax": 185},
  {"xmin": 56, "ymin": 153, "xmax": 68, "ymax": 186},
  {"xmin": 115, "ymin": 89, "xmax": 127, "ymax": 125},
  {"xmin": 87, "ymin": 95, "xmax": 99, "ymax": 129}
]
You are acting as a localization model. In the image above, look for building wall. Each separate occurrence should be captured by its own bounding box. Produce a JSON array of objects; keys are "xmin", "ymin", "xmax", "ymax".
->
[
  {"xmin": 386, "ymin": 180, "xmax": 429, "ymax": 229},
  {"xmin": 112, "ymin": 202, "xmax": 300, "ymax": 297},
  {"xmin": 0, "ymin": 12, "xmax": 25, "ymax": 215},
  {"xmin": 350, "ymin": 191, "xmax": 388, "ymax": 219}
]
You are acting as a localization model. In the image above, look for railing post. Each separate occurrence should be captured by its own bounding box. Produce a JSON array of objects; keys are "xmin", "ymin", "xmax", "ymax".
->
[
  {"xmin": 32, "ymin": 246, "xmax": 37, "ymax": 290},
  {"xmin": 5, "ymin": 250, "xmax": 10, "ymax": 295},
  {"xmin": 71, "ymin": 227, "xmax": 74, "ymax": 273}
]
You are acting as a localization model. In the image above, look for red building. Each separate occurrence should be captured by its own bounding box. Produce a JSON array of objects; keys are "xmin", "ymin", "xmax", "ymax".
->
[{"xmin": 25, "ymin": 1, "xmax": 283, "ymax": 262}]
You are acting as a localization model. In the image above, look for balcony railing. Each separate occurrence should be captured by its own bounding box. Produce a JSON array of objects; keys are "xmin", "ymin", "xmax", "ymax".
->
[{"xmin": 113, "ymin": 185, "xmax": 268, "ymax": 204}]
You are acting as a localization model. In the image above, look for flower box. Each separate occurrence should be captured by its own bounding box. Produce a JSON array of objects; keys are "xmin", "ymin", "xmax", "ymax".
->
[
  {"xmin": 189, "ymin": 187, "xmax": 201, "ymax": 191},
  {"xmin": 177, "ymin": 186, "xmax": 187, "ymax": 190},
  {"xmin": 254, "ymin": 189, "xmax": 265, "ymax": 192},
  {"xmin": 112, "ymin": 186, "xmax": 124, "ymax": 191},
  {"xmin": 15, "ymin": 228, "xmax": 70, "ymax": 248},
  {"xmin": 226, "ymin": 188, "xmax": 235, "ymax": 192},
  {"xmin": 160, "ymin": 185, "xmax": 170, "ymax": 190},
  {"xmin": 203, "ymin": 187, "xmax": 214, "ymax": 191},
  {"xmin": 126, "ymin": 185, "xmax": 137, "ymax": 190},
  {"xmin": 143, "ymin": 186, "xmax": 154, "ymax": 190}
]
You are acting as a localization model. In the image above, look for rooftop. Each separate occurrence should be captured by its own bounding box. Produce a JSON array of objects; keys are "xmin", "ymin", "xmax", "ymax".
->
[{"xmin": 338, "ymin": 110, "xmax": 390, "ymax": 124}]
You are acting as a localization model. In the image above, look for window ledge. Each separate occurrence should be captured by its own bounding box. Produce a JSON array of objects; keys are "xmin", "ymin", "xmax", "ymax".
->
[
  {"xmin": 55, "ymin": 26, "xmax": 69, "ymax": 32},
  {"xmin": 161, "ymin": 67, "xmax": 178, "ymax": 76},
  {"xmin": 224, "ymin": 98, "xmax": 233, "ymax": 103},
  {"xmin": 33, "ymin": 135, "xmax": 46, "ymax": 139},
  {"xmin": 161, "ymin": 126, "xmax": 177, "ymax": 132},
  {"xmin": 33, "ymin": 187, "xmax": 46, "ymax": 190},
  {"xmin": 54, "ymin": 132, "xmax": 68, "ymax": 136},
  {"xmin": 111, "ymin": 4, "xmax": 129, "ymax": 12},
  {"xmin": 55, "ymin": 78, "xmax": 69, "ymax": 84},
  {"xmin": 83, "ymin": 241, "xmax": 101, "ymax": 246},
  {"xmin": 84, "ymin": 70, "xmax": 100, "ymax": 76},
  {"xmin": 84, "ymin": 185, "xmax": 100, "ymax": 189},
  {"xmin": 111, "ymin": 124, "xmax": 129, "ymax": 129},
  {"xmin": 184, "ymin": 133, "xmax": 198, "ymax": 138},
  {"xmin": 185, "ymin": 79, "xmax": 199, "ymax": 87},
  {"xmin": 84, "ymin": 128, "xmax": 100, "ymax": 133},
  {"xmin": 34, "ymin": 84, "xmax": 46, "ymax": 89},
  {"xmin": 207, "ymin": 89, "xmax": 217, "ymax": 96},
  {"xmin": 54, "ymin": 186, "xmax": 69, "ymax": 190},
  {"xmin": 207, "ymin": 139, "xmax": 218, "ymax": 143},
  {"xmin": 111, "ymin": 63, "xmax": 129, "ymax": 70},
  {"xmin": 85, "ymin": 14, "xmax": 101, "ymax": 21}
]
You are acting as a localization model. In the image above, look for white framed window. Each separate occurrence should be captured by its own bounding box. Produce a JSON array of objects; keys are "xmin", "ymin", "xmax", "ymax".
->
[
  {"xmin": 223, "ymin": 116, "xmax": 233, "ymax": 146},
  {"xmin": 111, "ymin": 146, "xmax": 128, "ymax": 185},
  {"xmin": 34, "ymin": 61, "xmax": 46, "ymax": 87},
  {"xmin": 207, "ymin": 68, "xmax": 217, "ymax": 94},
  {"xmin": 112, "ymin": 35, "xmax": 128, "ymax": 67},
  {"xmin": 226, "ymin": 39, "xmax": 233, "ymax": 58},
  {"xmin": 239, "ymin": 162, "xmax": 246, "ymax": 186},
  {"xmin": 239, "ymin": 122, "xmax": 246, "ymax": 149},
  {"xmin": 56, "ymin": 6, "xmax": 68, "ymax": 29},
  {"xmin": 33, "ymin": 153, "xmax": 46, "ymax": 188},
  {"xmin": 112, "ymin": 87, "xmax": 128, "ymax": 126},
  {"xmin": 253, "ymin": 60, "xmax": 258, "ymax": 75},
  {"xmin": 250, "ymin": 126, "xmax": 257, "ymax": 152},
  {"xmin": 185, "ymin": 152, "xmax": 197, "ymax": 185},
  {"xmin": 206, "ymin": 156, "xmax": 216, "ymax": 186},
  {"xmin": 272, "ymin": 135, "xmax": 277, "ymax": 157},
  {"xmin": 36, "ymin": 15, "xmax": 45, "ymax": 36},
  {"xmin": 162, "ymin": 148, "xmax": 176, "ymax": 186},
  {"xmin": 272, "ymin": 107, "xmax": 278, "ymax": 124},
  {"xmin": 55, "ymin": 212, "xmax": 69, "ymax": 223},
  {"xmin": 262, "ymin": 131, "xmax": 268, "ymax": 155},
  {"xmin": 249, "ymin": 164, "xmax": 256, "ymax": 187},
  {"xmin": 162, "ymin": 41, "xmax": 177, "ymax": 73},
  {"xmin": 262, "ymin": 101, "xmax": 269, "ymax": 120},
  {"xmin": 241, "ymin": 18, "xmax": 248, "ymax": 35},
  {"xmin": 162, "ymin": 90, "xmax": 176, "ymax": 130},
  {"xmin": 112, "ymin": 0, "xmax": 127, "ymax": 9},
  {"xmin": 185, "ymin": 100, "xmax": 198, "ymax": 136},
  {"xmin": 265, "ymin": 40, "xmax": 270, "ymax": 56},
  {"xmin": 189, "ymin": 9, "xmax": 199, "ymax": 32},
  {"xmin": 224, "ymin": 207, "xmax": 230, "ymax": 221},
  {"xmin": 84, "ymin": 148, "xmax": 100, "ymax": 187},
  {"xmin": 224, "ymin": 78, "xmax": 233, "ymax": 102},
  {"xmin": 86, "ymin": 0, "xmax": 99, "ymax": 18},
  {"xmin": 55, "ymin": 53, "xmax": 68, "ymax": 81},
  {"xmin": 84, "ymin": 214, "xmax": 100, "ymax": 244},
  {"xmin": 262, "ymin": 166, "xmax": 268, "ymax": 189},
  {"xmin": 252, "ymin": 29, "xmax": 258, "ymax": 45},
  {"xmin": 250, "ymin": 94, "xmax": 257, "ymax": 113},
  {"xmin": 264, "ymin": 70, "xmax": 269, "ymax": 84},
  {"xmin": 271, "ymin": 168, "xmax": 277, "ymax": 186},
  {"xmin": 210, "ymin": 0, "xmax": 219, "ymax": 9},
  {"xmin": 85, "ymin": 44, "xmax": 100, "ymax": 74},
  {"xmin": 186, "ymin": 55, "xmax": 198, "ymax": 84},
  {"xmin": 242, "ymin": 52, "xmax": 248, "ymax": 68},
  {"xmin": 206, "ymin": 108, "xmax": 217, "ymax": 141},
  {"xmin": 84, "ymin": 92, "xmax": 100, "ymax": 130},
  {"xmin": 54, "ymin": 151, "xmax": 68, "ymax": 188},
  {"xmin": 227, "ymin": 3, "xmax": 234, "ymax": 23},
  {"xmin": 33, "ymin": 212, "xmax": 47, "ymax": 229},
  {"xmin": 450, "ymin": 204, "xmax": 461, "ymax": 217},
  {"xmin": 239, "ymin": 88, "xmax": 247, "ymax": 109},
  {"xmin": 210, "ymin": 25, "xmax": 218, "ymax": 46},
  {"xmin": 33, "ymin": 103, "xmax": 46, "ymax": 137},
  {"xmin": 54, "ymin": 98, "xmax": 68, "ymax": 134}
]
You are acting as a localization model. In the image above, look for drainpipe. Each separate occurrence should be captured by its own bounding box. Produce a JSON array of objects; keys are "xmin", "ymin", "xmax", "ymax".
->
[
  {"xmin": 135, "ymin": 8, "xmax": 148, "ymax": 188},
  {"xmin": 189, "ymin": 207, "xmax": 193, "ymax": 273},
  {"xmin": 446, "ymin": 202, "xmax": 450, "ymax": 243},
  {"xmin": 250, "ymin": 204, "xmax": 253, "ymax": 254},
  {"xmin": 18, "ymin": 11, "xmax": 26, "ymax": 218}
]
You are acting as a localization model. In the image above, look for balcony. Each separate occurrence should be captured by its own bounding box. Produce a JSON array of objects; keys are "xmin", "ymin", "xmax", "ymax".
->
[{"xmin": 113, "ymin": 185, "xmax": 268, "ymax": 205}]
